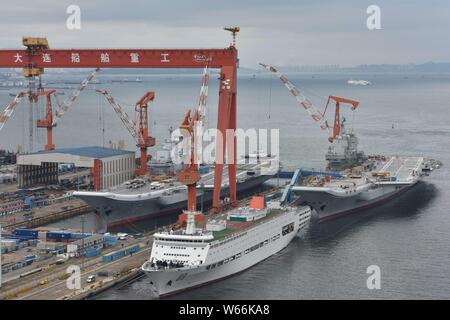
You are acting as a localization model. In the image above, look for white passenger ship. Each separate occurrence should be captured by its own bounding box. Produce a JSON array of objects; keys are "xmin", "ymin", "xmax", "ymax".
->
[{"xmin": 141, "ymin": 195, "xmax": 311, "ymax": 297}]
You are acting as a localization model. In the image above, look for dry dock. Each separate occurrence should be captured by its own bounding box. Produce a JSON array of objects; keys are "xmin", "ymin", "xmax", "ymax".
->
[{"xmin": 0, "ymin": 197, "xmax": 92, "ymax": 230}]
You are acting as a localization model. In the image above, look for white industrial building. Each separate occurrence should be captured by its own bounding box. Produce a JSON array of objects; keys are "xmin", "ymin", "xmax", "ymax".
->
[
  {"xmin": 67, "ymin": 234, "xmax": 106, "ymax": 256},
  {"xmin": 16, "ymin": 146, "xmax": 135, "ymax": 191}
]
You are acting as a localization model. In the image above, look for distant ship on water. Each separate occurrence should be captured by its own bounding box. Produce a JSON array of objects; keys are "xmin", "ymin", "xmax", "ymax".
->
[{"xmin": 347, "ymin": 80, "xmax": 371, "ymax": 86}]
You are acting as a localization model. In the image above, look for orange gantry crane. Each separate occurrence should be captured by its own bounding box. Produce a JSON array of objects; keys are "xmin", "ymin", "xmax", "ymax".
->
[
  {"xmin": 260, "ymin": 63, "xmax": 360, "ymax": 143},
  {"xmin": 0, "ymin": 30, "xmax": 239, "ymax": 212},
  {"xmin": 96, "ymin": 89, "xmax": 156, "ymax": 176}
]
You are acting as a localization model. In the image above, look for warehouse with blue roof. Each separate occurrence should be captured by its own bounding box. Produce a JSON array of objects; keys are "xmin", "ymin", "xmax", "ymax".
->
[{"xmin": 16, "ymin": 146, "xmax": 135, "ymax": 190}]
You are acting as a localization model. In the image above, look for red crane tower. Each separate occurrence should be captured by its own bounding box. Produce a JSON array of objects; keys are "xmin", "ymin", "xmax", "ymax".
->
[
  {"xmin": 0, "ymin": 67, "xmax": 100, "ymax": 151},
  {"xmin": 323, "ymin": 96, "xmax": 360, "ymax": 142},
  {"xmin": 176, "ymin": 64, "xmax": 210, "ymax": 228},
  {"xmin": 178, "ymin": 109, "xmax": 201, "ymax": 212},
  {"xmin": 35, "ymin": 90, "xmax": 56, "ymax": 150},
  {"xmin": 135, "ymin": 92, "xmax": 156, "ymax": 176},
  {"xmin": 96, "ymin": 89, "xmax": 156, "ymax": 176},
  {"xmin": 0, "ymin": 30, "xmax": 239, "ymax": 213},
  {"xmin": 260, "ymin": 63, "xmax": 360, "ymax": 143}
]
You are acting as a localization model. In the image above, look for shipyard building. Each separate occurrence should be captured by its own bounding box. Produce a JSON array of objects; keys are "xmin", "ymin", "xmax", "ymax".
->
[{"xmin": 16, "ymin": 147, "xmax": 135, "ymax": 191}]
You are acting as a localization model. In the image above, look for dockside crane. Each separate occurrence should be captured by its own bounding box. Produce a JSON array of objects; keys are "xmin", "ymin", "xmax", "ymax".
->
[
  {"xmin": 37, "ymin": 68, "xmax": 100, "ymax": 150},
  {"xmin": 259, "ymin": 63, "xmax": 360, "ymax": 143},
  {"xmin": 178, "ymin": 110, "xmax": 202, "ymax": 212},
  {"xmin": 175, "ymin": 65, "xmax": 210, "ymax": 230},
  {"xmin": 323, "ymin": 95, "xmax": 359, "ymax": 142},
  {"xmin": 0, "ymin": 64, "xmax": 99, "ymax": 152},
  {"xmin": 35, "ymin": 89, "xmax": 57, "ymax": 150},
  {"xmin": 96, "ymin": 89, "xmax": 156, "ymax": 176},
  {"xmin": 0, "ymin": 89, "xmax": 58, "ymax": 151},
  {"xmin": 178, "ymin": 65, "xmax": 210, "ymax": 214}
]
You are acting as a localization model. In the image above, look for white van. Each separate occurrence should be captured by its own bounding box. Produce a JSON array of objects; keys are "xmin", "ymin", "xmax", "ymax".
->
[
  {"xmin": 117, "ymin": 233, "xmax": 128, "ymax": 240},
  {"xmin": 86, "ymin": 275, "xmax": 96, "ymax": 283}
]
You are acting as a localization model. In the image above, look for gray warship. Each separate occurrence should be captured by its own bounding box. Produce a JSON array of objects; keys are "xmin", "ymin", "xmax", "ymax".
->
[{"xmin": 292, "ymin": 119, "xmax": 441, "ymax": 222}]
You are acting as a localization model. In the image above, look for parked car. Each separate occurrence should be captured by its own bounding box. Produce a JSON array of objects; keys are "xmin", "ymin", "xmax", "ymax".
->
[{"xmin": 117, "ymin": 233, "xmax": 128, "ymax": 240}]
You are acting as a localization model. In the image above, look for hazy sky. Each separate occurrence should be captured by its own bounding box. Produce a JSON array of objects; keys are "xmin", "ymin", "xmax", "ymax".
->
[{"xmin": 1, "ymin": 0, "xmax": 449, "ymax": 68}]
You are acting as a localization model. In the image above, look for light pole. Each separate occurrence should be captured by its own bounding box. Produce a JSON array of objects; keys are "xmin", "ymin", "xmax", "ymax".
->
[
  {"xmin": 81, "ymin": 215, "xmax": 85, "ymax": 271},
  {"xmin": 0, "ymin": 223, "xmax": 2, "ymax": 289},
  {"xmin": 200, "ymin": 183, "xmax": 205, "ymax": 213}
]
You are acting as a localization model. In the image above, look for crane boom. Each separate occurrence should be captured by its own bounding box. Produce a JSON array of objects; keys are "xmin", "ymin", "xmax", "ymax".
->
[
  {"xmin": 196, "ymin": 65, "xmax": 210, "ymax": 124},
  {"xmin": 96, "ymin": 89, "xmax": 139, "ymax": 143},
  {"xmin": 96, "ymin": 89, "xmax": 156, "ymax": 176},
  {"xmin": 259, "ymin": 63, "xmax": 329, "ymax": 130},
  {"xmin": 53, "ymin": 68, "xmax": 100, "ymax": 126},
  {"xmin": 0, "ymin": 92, "xmax": 26, "ymax": 132}
]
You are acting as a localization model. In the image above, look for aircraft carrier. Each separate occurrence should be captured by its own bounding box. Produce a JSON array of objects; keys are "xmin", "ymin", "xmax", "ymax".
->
[
  {"xmin": 291, "ymin": 126, "xmax": 441, "ymax": 222},
  {"xmin": 73, "ymin": 155, "xmax": 278, "ymax": 231}
]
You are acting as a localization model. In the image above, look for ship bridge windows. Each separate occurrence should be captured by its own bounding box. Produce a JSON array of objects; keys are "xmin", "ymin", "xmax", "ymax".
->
[
  {"xmin": 163, "ymin": 253, "xmax": 190, "ymax": 257},
  {"xmin": 156, "ymin": 238, "xmax": 207, "ymax": 243}
]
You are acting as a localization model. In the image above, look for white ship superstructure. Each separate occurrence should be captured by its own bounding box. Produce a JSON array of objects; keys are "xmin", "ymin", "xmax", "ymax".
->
[{"xmin": 141, "ymin": 195, "xmax": 311, "ymax": 297}]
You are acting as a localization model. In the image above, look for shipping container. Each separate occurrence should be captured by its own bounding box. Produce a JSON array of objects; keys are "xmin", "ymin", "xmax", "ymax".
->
[
  {"xmin": 85, "ymin": 247, "xmax": 101, "ymax": 257},
  {"xmin": 69, "ymin": 232, "xmax": 92, "ymax": 239},
  {"xmin": 104, "ymin": 235, "xmax": 118, "ymax": 247},
  {"xmin": 101, "ymin": 244, "xmax": 140, "ymax": 263},
  {"xmin": 46, "ymin": 231, "xmax": 72, "ymax": 240},
  {"xmin": 199, "ymin": 166, "xmax": 209, "ymax": 174},
  {"xmin": 14, "ymin": 228, "xmax": 38, "ymax": 239}
]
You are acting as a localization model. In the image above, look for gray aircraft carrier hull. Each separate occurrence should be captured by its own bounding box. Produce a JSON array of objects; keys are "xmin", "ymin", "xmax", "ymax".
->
[
  {"xmin": 299, "ymin": 181, "xmax": 418, "ymax": 223},
  {"xmin": 77, "ymin": 174, "xmax": 272, "ymax": 230}
]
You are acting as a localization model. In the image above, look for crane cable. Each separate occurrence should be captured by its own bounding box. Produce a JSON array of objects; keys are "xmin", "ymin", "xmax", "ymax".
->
[
  {"xmin": 259, "ymin": 63, "xmax": 329, "ymax": 131},
  {"xmin": 268, "ymin": 72, "xmax": 272, "ymax": 119}
]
